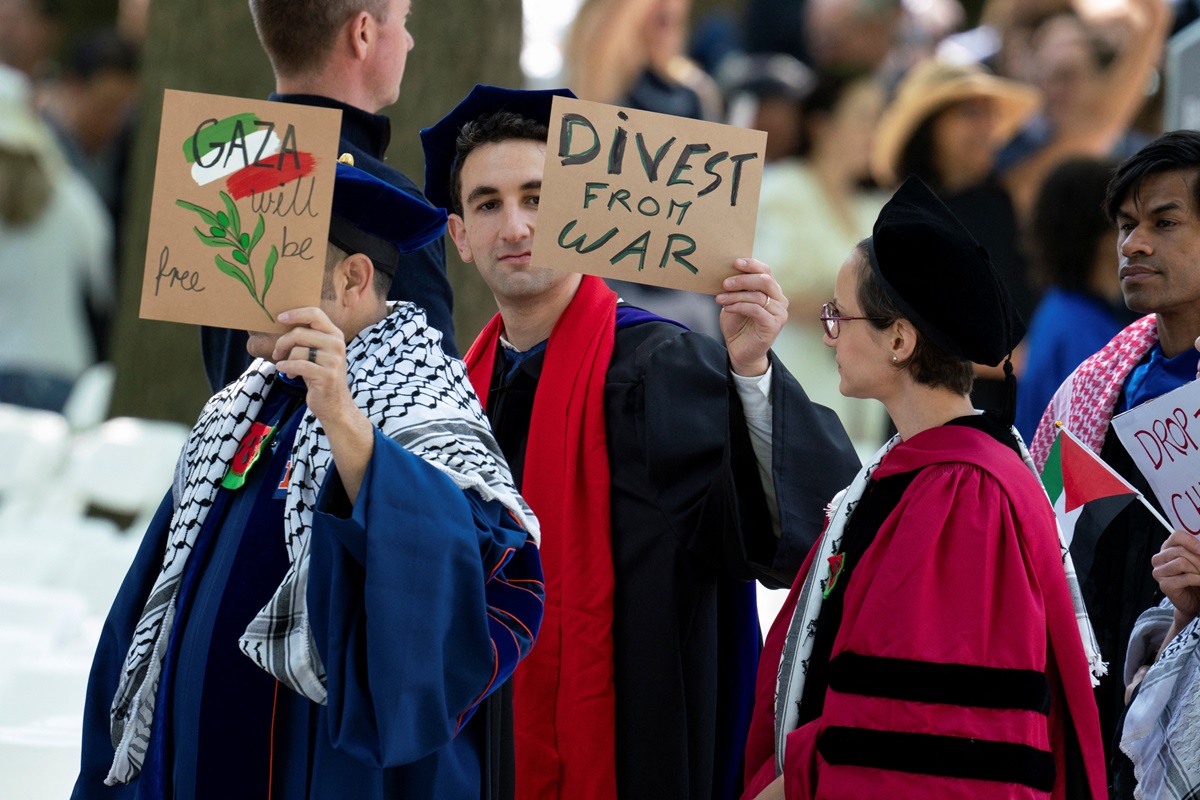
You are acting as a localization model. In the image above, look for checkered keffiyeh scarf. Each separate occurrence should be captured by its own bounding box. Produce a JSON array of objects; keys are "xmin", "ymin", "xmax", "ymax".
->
[
  {"xmin": 1122, "ymin": 600, "xmax": 1200, "ymax": 800},
  {"xmin": 774, "ymin": 426, "xmax": 1102, "ymax": 775},
  {"xmin": 1030, "ymin": 314, "xmax": 1158, "ymax": 471},
  {"xmin": 773, "ymin": 434, "xmax": 897, "ymax": 773},
  {"xmin": 105, "ymin": 304, "xmax": 537, "ymax": 786}
]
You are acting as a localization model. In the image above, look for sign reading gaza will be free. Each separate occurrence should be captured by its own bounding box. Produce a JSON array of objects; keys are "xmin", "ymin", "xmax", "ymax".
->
[
  {"xmin": 140, "ymin": 89, "xmax": 341, "ymax": 332},
  {"xmin": 530, "ymin": 97, "xmax": 767, "ymax": 294}
]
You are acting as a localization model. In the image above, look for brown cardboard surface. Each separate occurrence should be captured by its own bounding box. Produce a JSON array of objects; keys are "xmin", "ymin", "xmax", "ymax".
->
[
  {"xmin": 530, "ymin": 96, "xmax": 767, "ymax": 295},
  {"xmin": 139, "ymin": 89, "xmax": 342, "ymax": 332}
]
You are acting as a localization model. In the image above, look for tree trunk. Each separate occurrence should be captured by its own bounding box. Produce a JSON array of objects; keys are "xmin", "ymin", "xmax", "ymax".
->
[
  {"xmin": 110, "ymin": 0, "xmax": 522, "ymax": 422},
  {"xmin": 384, "ymin": 0, "xmax": 523, "ymax": 346},
  {"xmin": 109, "ymin": 0, "xmax": 272, "ymax": 423}
]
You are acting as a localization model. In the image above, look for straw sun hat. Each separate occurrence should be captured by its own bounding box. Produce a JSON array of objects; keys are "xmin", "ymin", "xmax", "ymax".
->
[{"xmin": 870, "ymin": 59, "xmax": 1040, "ymax": 187}]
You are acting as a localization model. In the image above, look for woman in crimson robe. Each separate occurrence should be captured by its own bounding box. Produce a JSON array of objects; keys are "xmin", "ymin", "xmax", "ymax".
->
[{"xmin": 742, "ymin": 177, "xmax": 1108, "ymax": 799}]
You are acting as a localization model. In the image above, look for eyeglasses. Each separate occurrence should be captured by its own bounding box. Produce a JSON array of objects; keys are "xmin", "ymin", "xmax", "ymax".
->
[{"xmin": 820, "ymin": 303, "xmax": 887, "ymax": 339}]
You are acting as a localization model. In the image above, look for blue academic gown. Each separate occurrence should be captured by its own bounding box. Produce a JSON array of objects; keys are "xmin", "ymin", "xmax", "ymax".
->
[{"xmin": 72, "ymin": 376, "xmax": 542, "ymax": 799}]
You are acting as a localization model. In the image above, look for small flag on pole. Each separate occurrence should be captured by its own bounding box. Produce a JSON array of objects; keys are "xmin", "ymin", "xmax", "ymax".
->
[{"xmin": 1040, "ymin": 423, "xmax": 1154, "ymax": 586}]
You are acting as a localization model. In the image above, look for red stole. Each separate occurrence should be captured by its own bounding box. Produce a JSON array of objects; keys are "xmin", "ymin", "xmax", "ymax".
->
[{"xmin": 464, "ymin": 275, "xmax": 618, "ymax": 800}]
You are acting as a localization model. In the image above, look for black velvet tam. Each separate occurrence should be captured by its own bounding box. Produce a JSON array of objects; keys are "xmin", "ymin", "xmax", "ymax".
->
[{"xmin": 867, "ymin": 177, "xmax": 1026, "ymax": 366}]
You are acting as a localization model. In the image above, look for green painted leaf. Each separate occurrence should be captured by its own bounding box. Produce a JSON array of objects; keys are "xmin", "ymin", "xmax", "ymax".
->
[
  {"xmin": 215, "ymin": 255, "xmax": 254, "ymax": 294},
  {"xmin": 261, "ymin": 245, "xmax": 278, "ymax": 303},
  {"xmin": 240, "ymin": 233, "xmax": 250, "ymax": 248},
  {"xmin": 209, "ymin": 226, "xmax": 225, "ymax": 237},
  {"xmin": 175, "ymin": 199, "xmax": 219, "ymax": 226},
  {"xmin": 232, "ymin": 250, "xmax": 249, "ymax": 265},
  {"xmin": 181, "ymin": 112, "xmax": 259, "ymax": 164},
  {"xmin": 194, "ymin": 228, "xmax": 235, "ymax": 247},
  {"xmin": 220, "ymin": 192, "xmax": 241, "ymax": 238},
  {"xmin": 249, "ymin": 214, "xmax": 265, "ymax": 253},
  {"xmin": 216, "ymin": 212, "xmax": 229, "ymax": 227}
]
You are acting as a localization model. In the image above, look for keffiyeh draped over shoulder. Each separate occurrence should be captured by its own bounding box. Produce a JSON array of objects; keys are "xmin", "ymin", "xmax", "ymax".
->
[
  {"xmin": 1122, "ymin": 601, "xmax": 1200, "ymax": 800},
  {"xmin": 105, "ymin": 303, "xmax": 537, "ymax": 786},
  {"xmin": 1030, "ymin": 314, "xmax": 1158, "ymax": 470}
]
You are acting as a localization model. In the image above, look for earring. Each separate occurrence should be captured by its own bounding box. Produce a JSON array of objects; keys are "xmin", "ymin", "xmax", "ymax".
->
[{"xmin": 891, "ymin": 355, "xmax": 898, "ymax": 363}]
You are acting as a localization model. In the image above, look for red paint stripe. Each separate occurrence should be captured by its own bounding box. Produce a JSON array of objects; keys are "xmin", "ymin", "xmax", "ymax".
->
[{"xmin": 225, "ymin": 151, "xmax": 318, "ymax": 201}]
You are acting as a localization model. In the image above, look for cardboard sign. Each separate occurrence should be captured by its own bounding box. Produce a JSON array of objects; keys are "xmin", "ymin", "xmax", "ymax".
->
[
  {"xmin": 1165, "ymin": 17, "xmax": 1200, "ymax": 131},
  {"xmin": 530, "ymin": 96, "xmax": 767, "ymax": 294},
  {"xmin": 1112, "ymin": 379, "xmax": 1200, "ymax": 532},
  {"xmin": 140, "ymin": 89, "xmax": 342, "ymax": 331}
]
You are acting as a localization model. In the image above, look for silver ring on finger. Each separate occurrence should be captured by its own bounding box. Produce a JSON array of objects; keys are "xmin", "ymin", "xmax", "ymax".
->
[{"xmin": 308, "ymin": 347, "xmax": 318, "ymax": 363}]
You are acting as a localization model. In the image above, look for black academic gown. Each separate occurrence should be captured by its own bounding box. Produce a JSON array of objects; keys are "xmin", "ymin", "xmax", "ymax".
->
[
  {"xmin": 485, "ymin": 311, "xmax": 860, "ymax": 800},
  {"xmin": 199, "ymin": 95, "xmax": 454, "ymax": 392}
]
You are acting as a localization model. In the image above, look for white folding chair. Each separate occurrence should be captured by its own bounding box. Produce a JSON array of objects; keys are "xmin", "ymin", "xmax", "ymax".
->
[
  {"xmin": 60, "ymin": 362, "xmax": 115, "ymax": 433},
  {"xmin": 53, "ymin": 416, "xmax": 188, "ymax": 532},
  {"xmin": 0, "ymin": 404, "xmax": 70, "ymax": 525}
]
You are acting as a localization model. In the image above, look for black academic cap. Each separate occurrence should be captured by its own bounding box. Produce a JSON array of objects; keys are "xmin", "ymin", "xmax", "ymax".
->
[
  {"xmin": 867, "ymin": 176, "xmax": 1026, "ymax": 367},
  {"xmin": 329, "ymin": 161, "xmax": 447, "ymax": 275},
  {"xmin": 420, "ymin": 84, "xmax": 576, "ymax": 212}
]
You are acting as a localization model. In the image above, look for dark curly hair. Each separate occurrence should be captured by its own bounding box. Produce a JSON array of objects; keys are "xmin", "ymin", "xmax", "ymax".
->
[
  {"xmin": 1105, "ymin": 130, "xmax": 1200, "ymax": 222},
  {"xmin": 447, "ymin": 111, "xmax": 548, "ymax": 216}
]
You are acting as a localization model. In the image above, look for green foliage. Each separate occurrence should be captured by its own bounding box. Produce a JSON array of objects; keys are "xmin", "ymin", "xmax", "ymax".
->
[{"xmin": 175, "ymin": 192, "xmax": 277, "ymax": 321}]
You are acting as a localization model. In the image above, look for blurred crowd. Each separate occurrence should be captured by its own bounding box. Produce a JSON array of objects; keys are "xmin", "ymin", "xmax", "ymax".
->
[
  {"xmin": 0, "ymin": 0, "xmax": 1188, "ymax": 446},
  {"xmin": 0, "ymin": 0, "xmax": 142, "ymax": 412},
  {"xmin": 561, "ymin": 0, "xmax": 1179, "ymax": 456}
]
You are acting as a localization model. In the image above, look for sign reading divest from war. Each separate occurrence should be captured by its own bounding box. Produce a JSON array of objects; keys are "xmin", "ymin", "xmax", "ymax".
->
[
  {"xmin": 140, "ymin": 89, "xmax": 341, "ymax": 331},
  {"xmin": 530, "ymin": 97, "xmax": 767, "ymax": 294},
  {"xmin": 1113, "ymin": 379, "xmax": 1200, "ymax": 533}
]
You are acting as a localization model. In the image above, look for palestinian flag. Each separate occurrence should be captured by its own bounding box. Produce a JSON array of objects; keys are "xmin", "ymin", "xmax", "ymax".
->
[
  {"xmin": 182, "ymin": 112, "xmax": 316, "ymax": 200},
  {"xmin": 1040, "ymin": 424, "xmax": 1140, "ymax": 586}
]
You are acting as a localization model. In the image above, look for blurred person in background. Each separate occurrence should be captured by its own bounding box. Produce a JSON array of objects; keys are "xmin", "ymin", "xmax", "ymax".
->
[
  {"xmin": 1014, "ymin": 157, "xmax": 1133, "ymax": 441},
  {"xmin": 996, "ymin": 0, "xmax": 1169, "ymax": 219},
  {"xmin": 721, "ymin": 52, "xmax": 815, "ymax": 164},
  {"xmin": 43, "ymin": 28, "xmax": 139, "ymax": 232},
  {"xmin": 0, "ymin": 64, "xmax": 112, "ymax": 412},
  {"xmin": 41, "ymin": 28, "xmax": 139, "ymax": 357},
  {"xmin": 803, "ymin": 0, "xmax": 903, "ymax": 72},
  {"xmin": 0, "ymin": 0, "xmax": 61, "ymax": 84},
  {"xmin": 566, "ymin": 0, "xmax": 721, "ymax": 120},
  {"xmin": 872, "ymin": 58, "xmax": 1040, "ymax": 415},
  {"xmin": 753, "ymin": 71, "xmax": 890, "ymax": 456}
]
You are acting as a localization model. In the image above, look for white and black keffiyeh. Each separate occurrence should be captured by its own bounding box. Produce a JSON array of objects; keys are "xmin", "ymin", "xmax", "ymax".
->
[
  {"xmin": 105, "ymin": 303, "xmax": 537, "ymax": 786},
  {"xmin": 1122, "ymin": 600, "xmax": 1200, "ymax": 800},
  {"xmin": 772, "ymin": 426, "xmax": 1102, "ymax": 776}
]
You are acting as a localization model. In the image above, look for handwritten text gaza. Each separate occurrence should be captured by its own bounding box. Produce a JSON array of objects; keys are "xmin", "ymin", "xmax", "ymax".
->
[{"xmin": 139, "ymin": 90, "xmax": 340, "ymax": 332}]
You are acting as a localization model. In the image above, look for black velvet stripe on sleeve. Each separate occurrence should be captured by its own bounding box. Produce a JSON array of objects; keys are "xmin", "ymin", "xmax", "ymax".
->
[
  {"xmin": 817, "ymin": 726, "xmax": 1056, "ymax": 792},
  {"xmin": 828, "ymin": 652, "xmax": 1051, "ymax": 714}
]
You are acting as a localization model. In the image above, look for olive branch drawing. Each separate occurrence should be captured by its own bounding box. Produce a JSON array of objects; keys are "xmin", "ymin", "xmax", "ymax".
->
[{"xmin": 176, "ymin": 191, "xmax": 279, "ymax": 322}]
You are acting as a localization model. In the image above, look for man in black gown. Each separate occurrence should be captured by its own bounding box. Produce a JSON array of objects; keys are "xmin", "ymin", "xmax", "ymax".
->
[{"xmin": 420, "ymin": 85, "xmax": 860, "ymax": 800}]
